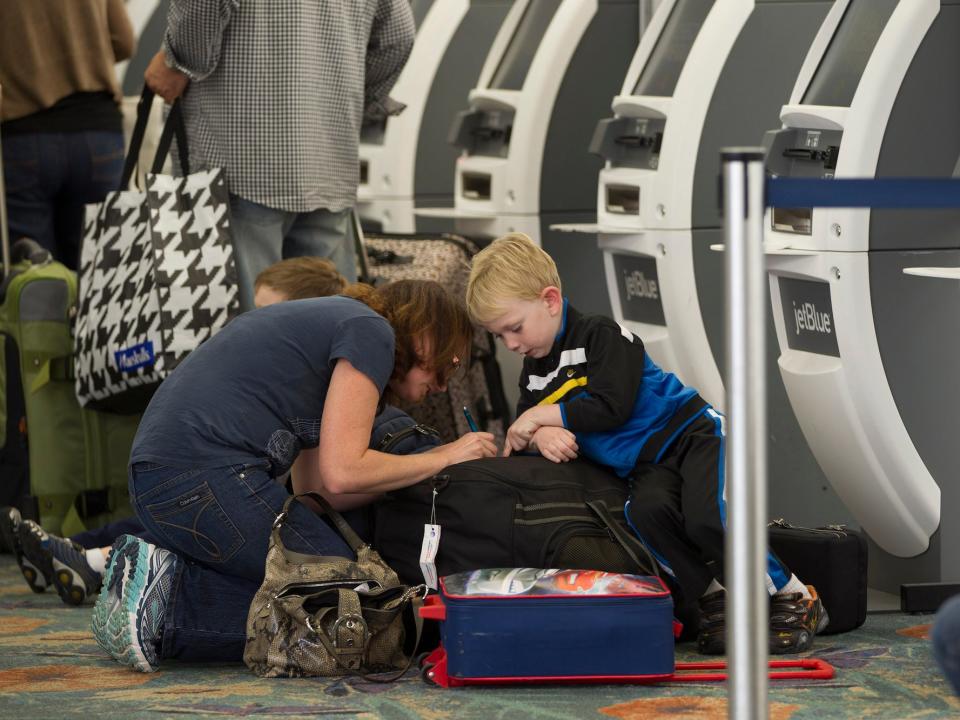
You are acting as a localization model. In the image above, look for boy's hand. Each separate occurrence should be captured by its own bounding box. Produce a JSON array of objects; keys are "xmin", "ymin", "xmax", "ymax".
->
[
  {"xmin": 530, "ymin": 426, "xmax": 578, "ymax": 463},
  {"xmin": 441, "ymin": 432, "xmax": 497, "ymax": 466},
  {"xmin": 502, "ymin": 412, "xmax": 540, "ymax": 456}
]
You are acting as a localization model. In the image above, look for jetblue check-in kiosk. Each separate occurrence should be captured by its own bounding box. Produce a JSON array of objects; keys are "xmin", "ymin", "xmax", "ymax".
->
[
  {"xmin": 557, "ymin": 0, "xmax": 844, "ymax": 523},
  {"xmin": 764, "ymin": 0, "xmax": 960, "ymax": 584},
  {"xmin": 417, "ymin": 0, "xmax": 639, "ymax": 316},
  {"xmin": 571, "ymin": 0, "xmax": 833, "ymax": 408},
  {"xmin": 356, "ymin": 0, "xmax": 512, "ymax": 233}
]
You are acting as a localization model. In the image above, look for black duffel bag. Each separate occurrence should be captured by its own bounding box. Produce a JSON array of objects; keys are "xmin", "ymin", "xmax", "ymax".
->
[{"xmin": 372, "ymin": 456, "xmax": 658, "ymax": 586}]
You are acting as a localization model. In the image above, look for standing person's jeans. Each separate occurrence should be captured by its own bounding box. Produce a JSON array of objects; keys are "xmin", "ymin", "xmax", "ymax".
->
[
  {"xmin": 933, "ymin": 595, "xmax": 960, "ymax": 695},
  {"xmin": 129, "ymin": 460, "xmax": 353, "ymax": 662},
  {"xmin": 2, "ymin": 131, "xmax": 124, "ymax": 270},
  {"xmin": 228, "ymin": 195, "xmax": 357, "ymax": 311}
]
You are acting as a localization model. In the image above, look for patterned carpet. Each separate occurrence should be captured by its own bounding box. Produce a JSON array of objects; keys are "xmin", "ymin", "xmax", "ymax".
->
[{"xmin": 0, "ymin": 556, "xmax": 957, "ymax": 720}]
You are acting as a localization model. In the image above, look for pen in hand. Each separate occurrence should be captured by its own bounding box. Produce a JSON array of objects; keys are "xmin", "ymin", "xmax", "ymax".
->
[{"xmin": 462, "ymin": 405, "xmax": 480, "ymax": 433}]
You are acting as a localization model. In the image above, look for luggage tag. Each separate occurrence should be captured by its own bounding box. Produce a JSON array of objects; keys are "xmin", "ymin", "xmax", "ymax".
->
[{"xmin": 420, "ymin": 488, "xmax": 442, "ymax": 590}]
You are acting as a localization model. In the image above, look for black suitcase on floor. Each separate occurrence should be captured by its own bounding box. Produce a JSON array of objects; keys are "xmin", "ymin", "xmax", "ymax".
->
[{"xmin": 768, "ymin": 519, "xmax": 868, "ymax": 635}]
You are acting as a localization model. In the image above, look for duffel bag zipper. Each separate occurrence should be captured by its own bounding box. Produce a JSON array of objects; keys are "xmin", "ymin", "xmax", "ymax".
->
[{"xmin": 769, "ymin": 518, "xmax": 849, "ymax": 537}]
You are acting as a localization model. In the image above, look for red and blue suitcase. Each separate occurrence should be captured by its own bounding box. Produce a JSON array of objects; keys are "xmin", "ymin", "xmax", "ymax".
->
[
  {"xmin": 418, "ymin": 569, "xmax": 678, "ymax": 686},
  {"xmin": 418, "ymin": 568, "xmax": 836, "ymax": 687}
]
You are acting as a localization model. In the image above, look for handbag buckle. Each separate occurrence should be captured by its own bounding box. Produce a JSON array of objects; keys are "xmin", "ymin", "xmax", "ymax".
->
[
  {"xmin": 331, "ymin": 613, "xmax": 368, "ymax": 651},
  {"xmin": 272, "ymin": 511, "xmax": 287, "ymax": 529}
]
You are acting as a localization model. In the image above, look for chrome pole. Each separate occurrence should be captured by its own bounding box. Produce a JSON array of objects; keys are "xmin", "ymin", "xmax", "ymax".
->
[{"xmin": 722, "ymin": 147, "xmax": 769, "ymax": 720}]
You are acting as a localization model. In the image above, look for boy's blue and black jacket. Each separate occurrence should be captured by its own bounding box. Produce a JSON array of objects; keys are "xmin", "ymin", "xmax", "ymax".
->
[{"xmin": 517, "ymin": 301, "xmax": 709, "ymax": 476}]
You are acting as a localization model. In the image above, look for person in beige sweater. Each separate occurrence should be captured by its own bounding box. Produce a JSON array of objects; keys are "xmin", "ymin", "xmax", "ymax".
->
[{"xmin": 0, "ymin": 0, "xmax": 134, "ymax": 270}]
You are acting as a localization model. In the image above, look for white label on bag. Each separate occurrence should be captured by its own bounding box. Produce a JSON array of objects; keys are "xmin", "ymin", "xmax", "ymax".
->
[{"xmin": 420, "ymin": 523, "xmax": 442, "ymax": 590}]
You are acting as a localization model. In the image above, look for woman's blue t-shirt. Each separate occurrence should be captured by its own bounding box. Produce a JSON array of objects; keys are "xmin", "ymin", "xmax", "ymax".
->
[{"xmin": 130, "ymin": 296, "xmax": 395, "ymax": 474}]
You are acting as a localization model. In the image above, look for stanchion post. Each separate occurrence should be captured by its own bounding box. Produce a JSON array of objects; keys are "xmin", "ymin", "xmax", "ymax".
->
[{"xmin": 722, "ymin": 147, "xmax": 769, "ymax": 720}]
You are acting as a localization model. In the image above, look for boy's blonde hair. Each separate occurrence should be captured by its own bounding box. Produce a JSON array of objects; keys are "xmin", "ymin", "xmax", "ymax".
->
[{"xmin": 466, "ymin": 232, "xmax": 561, "ymax": 323}]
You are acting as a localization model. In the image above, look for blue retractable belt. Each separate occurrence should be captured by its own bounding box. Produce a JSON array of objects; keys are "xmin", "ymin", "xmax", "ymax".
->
[{"xmin": 765, "ymin": 177, "xmax": 960, "ymax": 209}]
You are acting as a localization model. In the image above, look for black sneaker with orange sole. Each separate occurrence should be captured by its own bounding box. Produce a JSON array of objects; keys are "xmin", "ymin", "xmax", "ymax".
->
[{"xmin": 770, "ymin": 585, "xmax": 830, "ymax": 654}]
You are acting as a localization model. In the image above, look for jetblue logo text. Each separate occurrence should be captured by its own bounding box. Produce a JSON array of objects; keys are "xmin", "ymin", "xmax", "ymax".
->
[
  {"xmin": 115, "ymin": 342, "xmax": 155, "ymax": 373},
  {"xmin": 792, "ymin": 301, "xmax": 832, "ymax": 336},
  {"xmin": 623, "ymin": 270, "xmax": 659, "ymax": 301}
]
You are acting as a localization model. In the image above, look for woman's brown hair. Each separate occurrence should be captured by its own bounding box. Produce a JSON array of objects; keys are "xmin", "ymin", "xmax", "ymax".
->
[{"xmin": 343, "ymin": 279, "xmax": 472, "ymax": 388}]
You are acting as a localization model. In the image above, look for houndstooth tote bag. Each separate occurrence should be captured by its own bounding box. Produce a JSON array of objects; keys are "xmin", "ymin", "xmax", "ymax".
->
[{"xmin": 74, "ymin": 88, "xmax": 239, "ymax": 412}]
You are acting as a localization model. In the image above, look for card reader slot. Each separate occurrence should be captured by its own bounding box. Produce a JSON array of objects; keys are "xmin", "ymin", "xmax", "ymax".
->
[
  {"xmin": 783, "ymin": 145, "xmax": 840, "ymax": 171},
  {"xmin": 462, "ymin": 172, "xmax": 492, "ymax": 201},
  {"xmin": 606, "ymin": 185, "xmax": 640, "ymax": 215},
  {"xmin": 771, "ymin": 207, "xmax": 812, "ymax": 235}
]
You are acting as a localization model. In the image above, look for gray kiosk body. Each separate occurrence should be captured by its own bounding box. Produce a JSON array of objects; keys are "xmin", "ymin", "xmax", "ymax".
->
[
  {"xmin": 764, "ymin": 0, "xmax": 960, "ymax": 590},
  {"xmin": 358, "ymin": 0, "xmax": 512, "ymax": 234},
  {"xmin": 427, "ymin": 0, "xmax": 640, "ymax": 319}
]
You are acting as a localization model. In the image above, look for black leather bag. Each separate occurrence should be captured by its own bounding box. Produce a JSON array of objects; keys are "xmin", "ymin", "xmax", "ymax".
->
[
  {"xmin": 372, "ymin": 456, "xmax": 657, "ymax": 586},
  {"xmin": 768, "ymin": 519, "xmax": 868, "ymax": 635}
]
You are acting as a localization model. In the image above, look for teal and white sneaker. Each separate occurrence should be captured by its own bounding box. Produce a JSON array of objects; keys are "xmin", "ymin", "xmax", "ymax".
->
[{"xmin": 91, "ymin": 535, "xmax": 177, "ymax": 672}]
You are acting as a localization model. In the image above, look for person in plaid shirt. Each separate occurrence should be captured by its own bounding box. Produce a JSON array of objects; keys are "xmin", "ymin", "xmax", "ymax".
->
[{"xmin": 144, "ymin": 0, "xmax": 415, "ymax": 310}]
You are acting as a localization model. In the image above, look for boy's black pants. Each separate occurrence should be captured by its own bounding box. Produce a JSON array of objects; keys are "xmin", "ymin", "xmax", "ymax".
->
[{"xmin": 625, "ymin": 409, "xmax": 792, "ymax": 627}]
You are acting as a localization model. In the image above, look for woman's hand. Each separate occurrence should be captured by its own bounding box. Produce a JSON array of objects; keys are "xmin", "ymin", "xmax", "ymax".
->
[
  {"xmin": 440, "ymin": 432, "xmax": 498, "ymax": 466},
  {"xmin": 530, "ymin": 426, "xmax": 579, "ymax": 463}
]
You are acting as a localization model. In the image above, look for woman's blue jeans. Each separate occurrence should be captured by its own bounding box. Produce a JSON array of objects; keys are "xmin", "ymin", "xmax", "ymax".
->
[{"xmin": 129, "ymin": 461, "xmax": 352, "ymax": 663}]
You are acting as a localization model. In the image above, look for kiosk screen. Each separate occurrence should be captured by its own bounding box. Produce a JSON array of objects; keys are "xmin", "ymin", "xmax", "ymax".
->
[
  {"xmin": 410, "ymin": 0, "xmax": 435, "ymax": 29},
  {"xmin": 632, "ymin": 0, "xmax": 715, "ymax": 97},
  {"xmin": 489, "ymin": 0, "xmax": 563, "ymax": 90},
  {"xmin": 800, "ymin": 0, "xmax": 899, "ymax": 107}
]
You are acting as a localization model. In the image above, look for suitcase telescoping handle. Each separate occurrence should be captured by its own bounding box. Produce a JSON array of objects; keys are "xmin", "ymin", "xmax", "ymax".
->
[{"xmin": 0, "ymin": 84, "xmax": 11, "ymax": 279}]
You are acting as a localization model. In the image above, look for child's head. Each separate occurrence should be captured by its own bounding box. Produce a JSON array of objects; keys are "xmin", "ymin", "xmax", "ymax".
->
[
  {"xmin": 254, "ymin": 256, "xmax": 348, "ymax": 307},
  {"xmin": 467, "ymin": 233, "xmax": 564, "ymax": 359}
]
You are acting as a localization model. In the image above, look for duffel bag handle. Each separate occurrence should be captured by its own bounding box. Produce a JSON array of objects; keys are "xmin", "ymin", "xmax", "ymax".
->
[{"xmin": 586, "ymin": 499, "xmax": 660, "ymax": 578}]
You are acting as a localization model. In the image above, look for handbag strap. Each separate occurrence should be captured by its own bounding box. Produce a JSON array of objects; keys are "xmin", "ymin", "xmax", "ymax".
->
[
  {"xmin": 586, "ymin": 499, "xmax": 660, "ymax": 578},
  {"xmin": 119, "ymin": 86, "xmax": 191, "ymax": 190},
  {"xmin": 274, "ymin": 492, "xmax": 366, "ymax": 554}
]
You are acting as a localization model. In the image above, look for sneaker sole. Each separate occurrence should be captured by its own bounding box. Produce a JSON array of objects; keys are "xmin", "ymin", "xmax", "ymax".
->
[
  {"xmin": 17, "ymin": 522, "xmax": 53, "ymax": 593},
  {"xmin": 90, "ymin": 536, "xmax": 156, "ymax": 673},
  {"xmin": 52, "ymin": 557, "xmax": 97, "ymax": 606}
]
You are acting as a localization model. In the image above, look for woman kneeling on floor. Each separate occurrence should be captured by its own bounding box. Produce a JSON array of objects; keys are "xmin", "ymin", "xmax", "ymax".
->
[{"xmin": 91, "ymin": 279, "xmax": 497, "ymax": 672}]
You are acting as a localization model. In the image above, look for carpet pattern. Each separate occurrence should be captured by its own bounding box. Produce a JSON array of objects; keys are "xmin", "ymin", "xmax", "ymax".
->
[{"xmin": 0, "ymin": 557, "xmax": 957, "ymax": 719}]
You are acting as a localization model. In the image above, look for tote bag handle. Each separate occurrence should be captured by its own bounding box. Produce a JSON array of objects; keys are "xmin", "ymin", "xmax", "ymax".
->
[{"xmin": 120, "ymin": 86, "xmax": 191, "ymax": 190}]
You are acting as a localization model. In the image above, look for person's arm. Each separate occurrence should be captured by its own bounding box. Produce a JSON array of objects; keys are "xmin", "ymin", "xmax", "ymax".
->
[
  {"xmin": 162, "ymin": 0, "xmax": 238, "ymax": 81},
  {"xmin": 291, "ymin": 448, "xmax": 382, "ymax": 511},
  {"xmin": 310, "ymin": 358, "xmax": 497, "ymax": 496},
  {"xmin": 106, "ymin": 0, "xmax": 135, "ymax": 61},
  {"xmin": 364, "ymin": 0, "xmax": 415, "ymax": 121},
  {"xmin": 560, "ymin": 324, "xmax": 646, "ymax": 432}
]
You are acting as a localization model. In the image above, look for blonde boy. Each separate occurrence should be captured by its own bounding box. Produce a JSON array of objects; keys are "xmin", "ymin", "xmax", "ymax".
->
[{"xmin": 467, "ymin": 232, "xmax": 828, "ymax": 656}]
